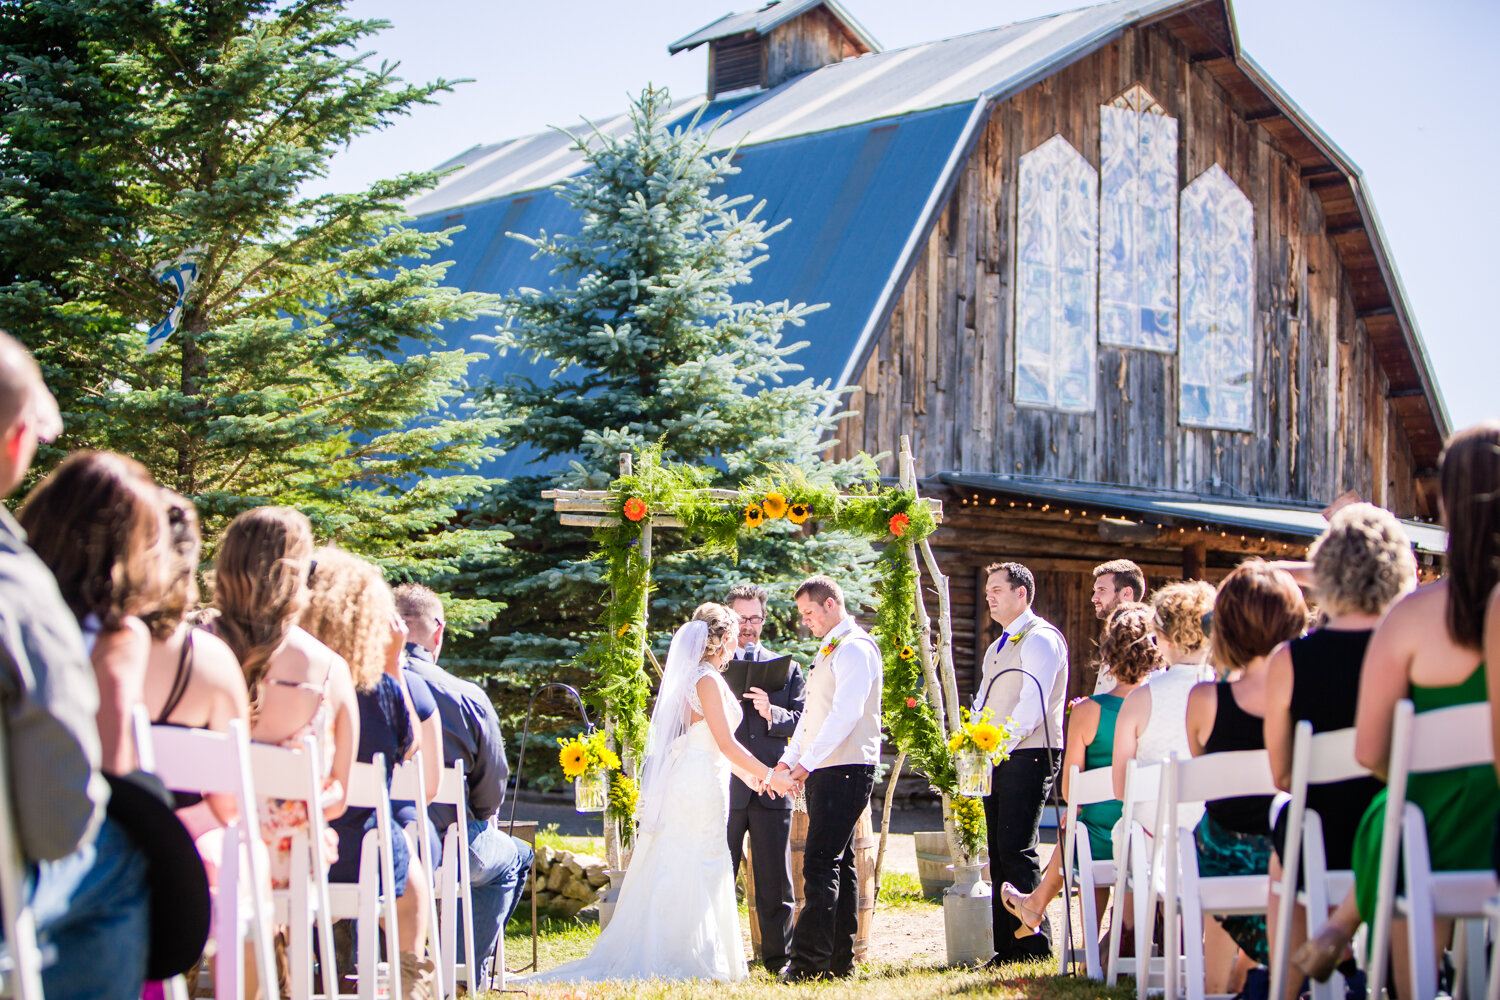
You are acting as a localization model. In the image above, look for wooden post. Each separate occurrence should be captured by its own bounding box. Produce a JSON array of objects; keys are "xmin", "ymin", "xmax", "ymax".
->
[
  {"xmin": 1183, "ymin": 539, "xmax": 1208, "ymax": 581},
  {"xmin": 603, "ymin": 452, "xmax": 636, "ymax": 870}
]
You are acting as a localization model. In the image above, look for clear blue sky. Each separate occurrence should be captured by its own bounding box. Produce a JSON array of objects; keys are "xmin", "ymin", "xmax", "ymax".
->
[{"xmin": 314, "ymin": 0, "xmax": 1499, "ymax": 436}]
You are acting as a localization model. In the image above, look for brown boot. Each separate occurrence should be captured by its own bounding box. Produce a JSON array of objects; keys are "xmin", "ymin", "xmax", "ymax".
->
[{"xmin": 399, "ymin": 952, "xmax": 435, "ymax": 1000}]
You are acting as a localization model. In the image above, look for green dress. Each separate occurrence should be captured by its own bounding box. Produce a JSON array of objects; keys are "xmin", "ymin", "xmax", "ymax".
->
[
  {"xmin": 1077, "ymin": 692, "xmax": 1125, "ymax": 861},
  {"xmin": 1351, "ymin": 662, "xmax": 1499, "ymax": 922}
]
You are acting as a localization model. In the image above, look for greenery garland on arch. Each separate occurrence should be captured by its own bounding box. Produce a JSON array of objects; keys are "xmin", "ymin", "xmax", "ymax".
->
[{"xmin": 572, "ymin": 449, "xmax": 979, "ymax": 852}]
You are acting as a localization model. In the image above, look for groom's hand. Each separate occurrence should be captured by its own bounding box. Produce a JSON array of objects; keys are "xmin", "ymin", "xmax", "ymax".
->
[
  {"xmin": 790, "ymin": 765, "xmax": 809, "ymax": 791},
  {"xmin": 767, "ymin": 767, "xmax": 797, "ymax": 796}
]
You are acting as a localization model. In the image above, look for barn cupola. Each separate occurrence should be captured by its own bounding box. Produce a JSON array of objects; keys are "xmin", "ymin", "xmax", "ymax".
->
[{"xmin": 669, "ymin": 0, "xmax": 880, "ymax": 99}]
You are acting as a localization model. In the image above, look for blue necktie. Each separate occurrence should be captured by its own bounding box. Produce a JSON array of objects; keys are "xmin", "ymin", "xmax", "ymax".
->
[{"xmin": 995, "ymin": 632, "xmax": 1008, "ymax": 653}]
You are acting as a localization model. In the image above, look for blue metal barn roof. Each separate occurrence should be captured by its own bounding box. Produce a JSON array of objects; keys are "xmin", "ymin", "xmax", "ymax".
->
[{"xmin": 412, "ymin": 103, "xmax": 973, "ymax": 480}]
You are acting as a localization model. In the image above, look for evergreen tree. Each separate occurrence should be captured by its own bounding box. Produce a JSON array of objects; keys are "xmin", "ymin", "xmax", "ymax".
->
[
  {"xmin": 0, "ymin": 0, "xmax": 506, "ymax": 620},
  {"xmin": 469, "ymin": 86, "xmax": 878, "ymax": 718}
]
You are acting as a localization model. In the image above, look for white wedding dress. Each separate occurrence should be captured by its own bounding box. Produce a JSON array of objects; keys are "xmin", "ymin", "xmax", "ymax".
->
[{"xmin": 526, "ymin": 656, "xmax": 750, "ymax": 984}]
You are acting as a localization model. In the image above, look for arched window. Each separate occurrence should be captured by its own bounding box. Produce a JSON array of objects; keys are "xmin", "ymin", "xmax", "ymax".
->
[
  {"xmin": 1179, "ymin": 164, "xmax": 1255, "ymax": 431},
  {"xmin": 1099, "ymin": 85, "xmax": 1178, "ymax": 351},
  {"xmin": 1014, "ymin": 134, "xmax": 1097, "ymax": 412}
]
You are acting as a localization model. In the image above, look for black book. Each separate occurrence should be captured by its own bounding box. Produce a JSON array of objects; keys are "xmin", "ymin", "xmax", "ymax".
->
[{"xmin": 722, "ymin": 655, "xmax": 793, "ymax": 699}]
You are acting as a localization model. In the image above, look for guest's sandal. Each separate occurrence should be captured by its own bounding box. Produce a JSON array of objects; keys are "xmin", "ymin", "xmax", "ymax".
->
[{"xmin": 998, "ymin": 882, "xmax": 1045, "ymax": 939}]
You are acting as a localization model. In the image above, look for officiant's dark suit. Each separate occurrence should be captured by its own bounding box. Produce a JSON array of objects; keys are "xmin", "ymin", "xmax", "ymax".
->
[{"xmin": 726, "ymin": 586, "xmax": 806, "ymax": 973}]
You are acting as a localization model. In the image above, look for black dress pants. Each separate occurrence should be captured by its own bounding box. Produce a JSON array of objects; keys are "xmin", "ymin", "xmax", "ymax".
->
[
  {"xmin": 728, "ymin": 800, "xmax": 794, "ymax": 969},
  {"xmin": 984, "ymin": 748, "xmax": 1062, "ymax": 959},
  {"xmin": 786, "ymin": 764, "xmax": 875, "ymax": 978}
]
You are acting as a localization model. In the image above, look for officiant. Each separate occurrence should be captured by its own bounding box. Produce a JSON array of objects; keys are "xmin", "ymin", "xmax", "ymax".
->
[{"xmin": 725, "ymin": 582, "xmax": 806, "ymax": 974}]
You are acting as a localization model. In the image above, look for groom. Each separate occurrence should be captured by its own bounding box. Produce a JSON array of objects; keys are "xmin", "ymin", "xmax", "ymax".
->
[{"xmin": 769, "ymin": 575, "xmax": 882, "ymax": 983}]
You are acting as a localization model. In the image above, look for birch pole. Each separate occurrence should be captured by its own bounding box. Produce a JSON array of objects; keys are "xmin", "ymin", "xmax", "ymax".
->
[
  {"xmin": 604, "ymin": 452, "xmax": 638, "ymax": 870},
  {"xmin": 897, "ymin": 436, "xmax": 967, "ymax": 865}
]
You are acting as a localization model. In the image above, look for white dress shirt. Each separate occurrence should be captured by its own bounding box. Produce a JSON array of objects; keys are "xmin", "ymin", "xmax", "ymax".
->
[
  {"xmin": 779, "ymin": 617, "xmax": 882, "ymax": 771},
  {"xmin": 974, "ymin": 607, "xmax": 1069, "ymax": 755}
]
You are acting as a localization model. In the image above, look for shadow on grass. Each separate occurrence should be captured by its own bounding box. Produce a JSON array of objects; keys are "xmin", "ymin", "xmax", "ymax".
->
[{"xmin": 941, "ymin": 957, "xmax": 1138, "ymax": 998}]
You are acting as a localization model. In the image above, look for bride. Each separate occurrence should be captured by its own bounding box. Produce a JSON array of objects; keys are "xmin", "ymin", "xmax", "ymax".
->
[{"xmin": 527, "ymin": 603, "xmax": 775, "ymax": 983}]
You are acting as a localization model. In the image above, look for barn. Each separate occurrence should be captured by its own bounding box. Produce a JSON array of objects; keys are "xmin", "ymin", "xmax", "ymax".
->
[{"xmin": 407, "ymin": 0, "xmax": 1449, "ymax": 697}]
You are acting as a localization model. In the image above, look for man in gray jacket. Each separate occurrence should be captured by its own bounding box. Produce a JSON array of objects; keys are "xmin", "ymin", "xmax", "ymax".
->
[{"xmin": 0, "ymin": 331, "xmax": 150, "ymax": 999}]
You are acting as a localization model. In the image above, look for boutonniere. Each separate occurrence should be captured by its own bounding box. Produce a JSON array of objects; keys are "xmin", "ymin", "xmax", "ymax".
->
[
  {"xmin": 820, "ymin": 634, "xmax": 842, "ymax": 658},
  {"xmin": 1008, "ymin": 632, "xmax": 1023, "ymax": 645}
]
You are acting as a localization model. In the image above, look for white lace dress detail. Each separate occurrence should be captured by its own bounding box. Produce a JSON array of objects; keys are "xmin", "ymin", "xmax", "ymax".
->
[{"xmin": 525, "ymin": 663, "xmax": 748, "ymax": 984}]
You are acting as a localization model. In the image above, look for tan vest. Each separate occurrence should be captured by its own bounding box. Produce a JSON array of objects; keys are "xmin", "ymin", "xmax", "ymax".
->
[
  {"xmin": 976, "ymin": 616, "xmax": 1069, "ymax": 752},
  {"xmin": 798, "ymin": 622, "xmax": 883, "ymax": 767}
]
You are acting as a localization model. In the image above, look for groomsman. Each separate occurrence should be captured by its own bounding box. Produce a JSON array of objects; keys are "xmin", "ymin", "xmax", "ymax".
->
[
  {"xmin": 769, "ymin": 576, "xmax": 881, "ymax": 983},
  {"xmin": 974, "ymin": 561, "xmax": 1069, "ymax": 962},
  {"xmin": 724, "ymin": 583, "xmax": 805, "ymax": 974}
]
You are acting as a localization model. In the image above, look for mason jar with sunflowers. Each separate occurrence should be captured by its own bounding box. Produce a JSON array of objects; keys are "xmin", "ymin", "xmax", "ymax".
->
[
  {"xmin": 947, "ymin": 708, "xmax": 1013, "ymax": 798},
  {"xmin": 558, "ymin": 730, "xmax": 621, "ymax": 812}
]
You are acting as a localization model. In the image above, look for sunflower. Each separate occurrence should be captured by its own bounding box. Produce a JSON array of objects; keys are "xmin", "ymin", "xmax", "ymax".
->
[
  {"xmin": 761, "ymin": 492, "xmax": 788, "ymax": 519},
  {"xmin": 971, "ymin": 723, "xmax": 1002, "ymax": 753},
  {"xmin": 898, "ymin": 645, "xmax": 915, "ymax": 660},
  {"xmin": 947, "ymin": 733, "xmax": 965, "ymax": 753},
  {"xmin": 787, "ymin": 503, "xmax": 811, "ymax": 524},
  {"xmin": 597, "ymin": 744, "xmax": 621, "ymax": 771},
  {"xmin": 744, "ymin": 503, "xmax": 765, "ymax": 527},
  {"xmin": 559, "ymin": 741, "xmax": 589, "ymax": 778}
]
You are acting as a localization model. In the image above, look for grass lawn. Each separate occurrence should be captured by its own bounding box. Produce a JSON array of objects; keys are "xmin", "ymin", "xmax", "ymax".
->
[{"xmin": 493, "ymin": 841, "xmax": 1136, "ymax": 1000}]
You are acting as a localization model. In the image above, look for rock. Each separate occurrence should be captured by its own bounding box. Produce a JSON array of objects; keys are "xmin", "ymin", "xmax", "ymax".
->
[
  {"xmin": 545, "ymin": 864, "xmax": 570, "ymax": 893},
  {"xmin": 534, "ymin": 844, "xmax": 554, "ymax": 869},
  {"xmin": 560, "ymin": 854, "xmax": 585, "ymax": 878},
  {"xmin": 560, "ymin": 877, "xmax": 596, "ymax": 902},
  {"xmin": 533, "ymin": 889, "xmax": 558, "ymax": 909},
  {"xmin": 573, "ymin": 903, "xmax": 600, "ymax": 925},
  {"xmin": 548, "ymin": 895, "xmax": 591, "ymax": 920},
  {"xmin": 584, "ymin": 864, "xmax": 609, "ymax": 888}
]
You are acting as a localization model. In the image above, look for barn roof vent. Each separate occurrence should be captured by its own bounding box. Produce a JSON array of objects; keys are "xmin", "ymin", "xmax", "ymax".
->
[{"xmin": 669, "ymin": 0, "xmax": 880, "ymax": 99}]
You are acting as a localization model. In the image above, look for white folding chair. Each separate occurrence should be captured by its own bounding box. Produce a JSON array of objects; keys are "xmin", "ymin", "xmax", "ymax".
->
[
  {"xmin": 139, "ymin": 711, "xmax": 278, "ymax": 1000},
  {"xmin": 1368, "ymin": 700, "xmax": 1497, "ymax": 1000},
  {"xmin": 425, "ymin": 762, "xmax": 479, "ymax": 999},
  {"xmin": 0, "ymin": 711, "xmax": 47, "ymax": 1000},
  {"xmin": 1059, "ymin": 764, "xmax": 1118, "ymax": 980},
  {"xmin": 247, "ymin": 739, "xmax": 340, "ymax": 1000},
  {"xmin": 1160, "ymin": 748, "xmax": 1278, "ymax": 1000},
  {"xmin": 390, "ymin": 756, "xmax": 444, "ymax": 1000},
  {"xmin": 1107, "ymin": 759, "xmax": 1169, "ymax": 998},
  {"xmin": 325, "ymin": 757, "xmax": 402, "ymax": 1000},
  {"xmin": 1268, "ymin": 724, "xmax": 1368, "ymax": 1000},
  {"xmin": 1485, "ymin": 895, "xmax": 1500, "ymax": 1000}
]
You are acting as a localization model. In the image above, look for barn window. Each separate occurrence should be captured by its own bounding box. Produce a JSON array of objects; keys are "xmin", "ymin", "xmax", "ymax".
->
[
  {"xmin": 1099, "ymin": 86, "xmax": 1178, "ymax": 352},
  {"xmin": 1179, "ymin": 164, "xmax": 1255, "ymax": 431},
  {"xmin": 1014, "ymin": 134, "xmax": 1098, "ymax": 412}
]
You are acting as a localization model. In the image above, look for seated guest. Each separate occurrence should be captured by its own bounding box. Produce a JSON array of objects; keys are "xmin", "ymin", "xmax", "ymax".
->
[
  {"xmin": 142, "ymin": 491, "xmax": 253, "ymax": 867},
  {"xmin": 1262, "ymin": 504, "xmax": 1415, "ymax": 995},
  {"xmin": 1298, "ymin": 424, "xmax": 1500, "ymax": 995},
  {"xmin": 1001, "ymin": 603, "xmax": 1163, "ymax": 936},
  {"xmin": 1185, "ymin": 561, "xmax": 1307, "ymax": 996},
  {"xmin": 212, "ymin": 507, "xmax": 358, "ymax": 890},
  {"xmin": 394, "ymin": 582, "xmax": 534, "ymax": 987},
  {"xmin": 303, "ymin": 548, "xmax": 437, "ymax": 999},
  {"xmin": 1112, "ymin": 580, "xmax": 1216, "ymax": 824},
  {"xmin": 0, "ymin": 331, "xmax": 150, "ymax": 999},
  {"xmin": 20, "ymin": 449, "xmax": 170, "ymax": 774},
  {"xmin": 1090, "ymin": 559, "xmax": 1147, "ymax": 693}
]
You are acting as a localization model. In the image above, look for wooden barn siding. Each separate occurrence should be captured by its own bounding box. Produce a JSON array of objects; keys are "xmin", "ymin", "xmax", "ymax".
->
[
  {"xmin": 765, "ymin": 8, "xmax": 863, "ymax": 90},
  {"xmin": 836, "ymin": 25, "xmax": 1420, "ymax": 516}
]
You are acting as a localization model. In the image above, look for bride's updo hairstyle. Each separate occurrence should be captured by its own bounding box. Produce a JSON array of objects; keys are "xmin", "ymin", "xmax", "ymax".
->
[{"xmin": 690, "ymin": 602, "xmax": 739, "ymax": 668}]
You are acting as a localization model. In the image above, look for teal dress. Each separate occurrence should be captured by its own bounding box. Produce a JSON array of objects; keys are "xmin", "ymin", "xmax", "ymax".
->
[
  {"xmin": 1077, "ymin": 692, "xmax": 1125, "ymax": 861},
  {"xmin": 1351, "ymin": 662, "xmax": 1499, "ymax": 922}
]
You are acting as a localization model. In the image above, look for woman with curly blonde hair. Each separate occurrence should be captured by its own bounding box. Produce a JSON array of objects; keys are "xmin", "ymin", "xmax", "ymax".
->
[
  {"xmin": 1001, "ymin": 603, "xmax": 1164, "ymax": 938},
  {"xmin": 1262, "ymin": 504, "xmax": 1415, "ymax": 994},
  {"xmin": 301, "ymin": 546, "xmax": 442, "ymax": 999}
]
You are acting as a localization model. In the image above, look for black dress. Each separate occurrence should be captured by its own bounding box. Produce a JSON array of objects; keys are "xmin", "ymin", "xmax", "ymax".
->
[{"xmin": 1272, "ymin": 628, "xmax": 1384, "ymax": 870}]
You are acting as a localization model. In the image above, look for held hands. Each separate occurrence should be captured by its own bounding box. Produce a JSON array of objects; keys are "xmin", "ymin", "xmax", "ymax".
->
[
  {"xmin": 766, "ymin": 764, "xmax": 805, "ymax": 798},
  {"xmin": 743, "ymin": 686, "xmax": 773, "ymax": 723}
]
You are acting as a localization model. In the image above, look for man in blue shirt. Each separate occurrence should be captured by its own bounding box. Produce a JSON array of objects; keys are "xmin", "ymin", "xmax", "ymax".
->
[{"xmin": 394, "ymin": 583, "xmax": 533, "ymax": 987}]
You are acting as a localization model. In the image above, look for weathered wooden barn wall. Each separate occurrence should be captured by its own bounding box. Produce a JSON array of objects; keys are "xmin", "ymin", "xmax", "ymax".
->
[
  {"xmin": 764, "ymin": 6, "xmax": 865, "ymax": 89},
  {"xmin": 833, "ymin": 23, "xmax": 1422, "ymax": 517}
]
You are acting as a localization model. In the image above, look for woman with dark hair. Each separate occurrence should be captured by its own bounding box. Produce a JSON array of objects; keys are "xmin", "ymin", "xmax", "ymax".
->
[
  {"xmin": 1296, "ymin": 423, "xmax": 1500, "ymax": 993},
  {"xmin": 1000, "ymin": 603, "xmax": 1164, "ymax": 937},
  {"xmin": 1262, "ymin": 504, "xmax": 1416, "ymax": 994},
  {"xmin": 1184, "ymin": 560, "xmax": 1308, "ymax": 995},
  {"xmin": 213, "ymin": 506, "xmax": 358, "ymax": 889},
  {"xmin": 18, "ymin": 450, "xmax": 170, "ymax": 774}
]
